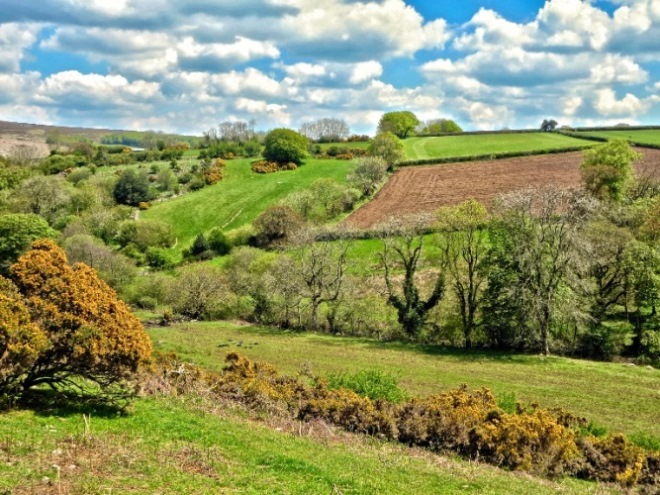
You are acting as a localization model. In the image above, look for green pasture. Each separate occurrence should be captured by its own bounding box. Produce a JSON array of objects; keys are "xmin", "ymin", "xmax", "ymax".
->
[
  {"xmin": 574, "ymin": 129, "xmax": 660, "ymax": 146},
  {"xmin": 0, "ymin": 396, "xmax": 617, "ymax": 494},
  {"xmin": 402, "ymin": 132, "xmax": 593, "ymax": 161},
  {"xmin": 142, "ymin": 158, "xmax": 355, "ymax": 249},
  {"xmin": 149, "ymin": 321, "xmax": 660, "ymax": 440}
]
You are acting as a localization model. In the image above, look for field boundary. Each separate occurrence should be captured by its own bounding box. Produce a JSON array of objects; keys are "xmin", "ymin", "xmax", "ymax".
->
[
  {"xmin": 558, "ymin": 130, "xmax": 660, "ymax": 150},
  {"xmin": 398, "ymin": 145, "xmax": 591, "ymax": 167}
]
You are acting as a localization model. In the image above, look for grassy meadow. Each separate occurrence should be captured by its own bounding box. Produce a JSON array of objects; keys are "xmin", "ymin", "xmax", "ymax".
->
[
  {"xmin": 402, "ymin": 132, "xmax": 593, "ymax": 160},
  {"xmin": 0, "ymin": 396, "xmax": 620, "ymax": 495},
  {"xmin": 148, "ymin": 322, "xmax": 660, "ymax": 441},
  {"xmin": 142, "ymin": 157, "xmax": 355, "ymax": 249},
  {"xmin": 574, "ymin": 129, "xmax": 660, "ymax": 146}
]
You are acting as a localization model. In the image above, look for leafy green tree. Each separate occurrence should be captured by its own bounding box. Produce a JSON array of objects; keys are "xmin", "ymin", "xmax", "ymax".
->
[
  {"xmin": 368, "ymin": 132, "xmax": 404, "ymax": 170},
  {"xmin": 581, "ymin": 140, "xmax": 640, "ymax": 202},
  {"xmin": 9, "ymin": 176, "xmax": 74, "ymax": 225},
  {"xmin": 377, "ymin": 111, "xmax": 419, "ymax": 138},
  {"xmin": 262, "ymin": 128, "xmax": 309, "ymax": 165},
  {"xmin": 0, "ymin": 213, "xmax": 56, "ymax": 275},
  {"xmin": 113, "ymin": 169, "xmax": 151, "ymax": 206},
  {"xmin": 487, "ymin": 188, "xmax": 595, "ymax": 355},
  {"xmin": 436, "ymin": 200, "xmax": 490, "ymax": 348},
  {"xmin": 422, "ymin": 119, "xmax": 463, "ymax": 134},
  {"xmin": 540, "ymin": 119, "xmax": 558, "ymax": 131},
  {"xmin": 117, "ymin": 220, "xmax": 175, "ymax": 252}
]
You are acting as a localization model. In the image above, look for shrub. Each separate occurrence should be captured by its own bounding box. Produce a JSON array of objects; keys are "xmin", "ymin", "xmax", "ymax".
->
[
  {"xmin": 4, "ymin": 240, "xmax": 152, "ymax": 407},
  {"xmin": 368, "ymin": 132, "xmax": 404, "ymax": 169},
  {"xmin": 262, "ymin": 128, "xmax": 309, "ymax": 165},
  {"xmin": 253, "ymin": 205, "xmax": 306, "ymax": 248},
  {"xmin": 145, "ymin": 246, "xmax": 178, "ymax": 270},
  {"xmin": 251, "ymin": 160, "xmax": 297, "ymax": 174},
  {"xmin": 203, "ymin": 158, "xmax": 225, "ymax": 185},
  {"xmin": 0, "ymin": 213, "xmax": 57, "ymax": 275},
  {"xmin": 348, "ymin": 156, "xmax": 388, "ymax": 197},
  {"xmin": 208, "ymin": 228, "xmax": 231, "ymax": 255},
  {"xmin": 326, "ymin": 369, "xmax": 407, "ymax": 403}
]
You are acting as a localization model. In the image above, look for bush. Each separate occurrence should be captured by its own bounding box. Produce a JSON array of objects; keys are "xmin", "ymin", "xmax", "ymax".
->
[
  {"xmin": 145, "ymin": 246, "xmax": 178, "ymax": 269},
  {"xmin": 348, "ymin": 156, "xmax": 388, "ymax": 197},
  {"xmin": 253, "ymin": 205, "xmax": 305, "ymax": 248},
  {"xmin": 113, "ymin": 169, "xmax": 151, "ymax": 206},
  {"xmin": 262, "ymin": 128, "xmax": 309, "ymax": 165},
  {"xmin": 327, "ymin": 369, "xmax": 407, "ymax": 403},
  {"xmin": 208, "ymin": 228, "xmax": 231, "ymax": 255},
  {"xmin": 368, "ymin": 132, "xmax": 404, "ymax": 169},
  {"xmin": 251, "ymin": 160, "xmax": 297, "ymax": 174},
  {"xmin": 3, "ymin": 240, "xmax": 151, "ymax": 407}
]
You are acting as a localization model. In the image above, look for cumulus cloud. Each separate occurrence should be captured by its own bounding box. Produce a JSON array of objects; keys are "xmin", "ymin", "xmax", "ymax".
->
[{"xmin": 0, "ymin": 23, "xmax": 40, "ymax": 73}]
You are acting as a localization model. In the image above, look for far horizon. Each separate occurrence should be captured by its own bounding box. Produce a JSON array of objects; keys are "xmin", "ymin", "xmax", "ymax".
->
[{"xmin": 0, "ymin": 1, "xmax": 658, "ymax": 135}]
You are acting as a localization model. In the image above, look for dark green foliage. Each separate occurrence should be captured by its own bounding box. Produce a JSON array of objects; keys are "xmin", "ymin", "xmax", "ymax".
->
[
  {"xmin": 262, "ymin": 128, "xmax": 309, "ymax": 165},
  {"xmin": 208, "ymin": 228, "xmax": 231, "ymax": 255},
  {"xmin": 113, "ymin": 169, "xmax": 151, "ymax": 206},
  {"xmin": 541, "ymin": 119, "xmax": 558, "ymax": 132},
  {"xmin": 421, "ymin": 119, "xmax": 463, "ymax": 134},
  {"xmin": 190, "ymin": 233, "xmax": 210, "ymax": 257}
]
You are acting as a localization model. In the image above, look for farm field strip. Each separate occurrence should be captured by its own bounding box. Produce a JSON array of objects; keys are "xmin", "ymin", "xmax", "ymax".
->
[
  {"xmin": 402, "ymin": 132, "xmax": 594, "ymax": 161},
  {"xmin": 148, "ymin": 322, "xmax": 660, "ymax": 438},
  {"xmin": 574, "ymin": 129, "xmax": 660, "ymax": 146},
  {"xmin": 346, "ymin": 148, "xmax": 660, "ymax": 229}
]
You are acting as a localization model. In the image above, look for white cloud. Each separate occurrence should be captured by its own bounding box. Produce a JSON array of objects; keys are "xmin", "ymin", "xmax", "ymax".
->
[
  {"xmin": 349, "ymin": 61, "xmax": 383, "ymax": 84},
  {"xmin": 593, "ymin": 88, "xmax": 649, "ymax": 116},
  {"xmin": 0, "ymin": 23, "xmax": 40, "ymax": 73}
]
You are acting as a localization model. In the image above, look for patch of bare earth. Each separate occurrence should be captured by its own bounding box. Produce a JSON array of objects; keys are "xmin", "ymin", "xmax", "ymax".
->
[{"xmin": 346, "ymin": 148, "xmax": 660, "ymax": 229}]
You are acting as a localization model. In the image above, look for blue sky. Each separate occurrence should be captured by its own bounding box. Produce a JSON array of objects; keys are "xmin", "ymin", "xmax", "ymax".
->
[{"xmin": 0, "ymin": 0, "xmax": 658, "ymax": 135}]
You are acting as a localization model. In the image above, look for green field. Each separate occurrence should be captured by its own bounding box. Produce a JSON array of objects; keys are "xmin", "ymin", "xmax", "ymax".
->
[
  {"xmin": 0, "ymin": 396, "xmax": 618, "ymax": 494},
  {"xmin": 574, "ymin": 129, "xmax": 660, "ymax": 146},
  {"xmin": 402, "ymin": 132, "xmax": 593, "ymax": 161},
  {"xmin": 142, "ymin": 158, "xmax": 355, "ymax": 249},
  {"xmin": 148, "ymin": 322, "xmax": 660, "ymax": 440}
]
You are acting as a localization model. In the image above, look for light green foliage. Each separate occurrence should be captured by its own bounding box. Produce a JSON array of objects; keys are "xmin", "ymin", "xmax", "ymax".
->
[
  {"xmin": 581, "ymin": 140, "xmax": 641, "ymax": 201},
  {"xmin": 282, "ymin": 178, "xmax": 359, "ymax": 222},
  {"xmin": 435, "ymin": 200, "xmax": 490, "ymax": 349},
  {"xmin": 368, "ymin": 132, "xmax": 404, "ymax": 168},
  {"xmin": 9, "ymin": 176, "xmax": 75, "ymax": 224},
  {"xmin": 117, "ymin": 219, "xmax": 175, "ymax": 252},
  {"xmin": 348, "ymin": 156, "xmax": 388, "ymax": 197},
  {"xmin": 0, "ymin": 213, "xmax": 56, "ymax": 274},
  {"xmin": 377, "ymin": 111, "xmax": 420, "ymax": 139},
  {"xmin": 421, "ymin": 118, "xmax": 463, "ymax": 134},
  {"xmin": 327, "ymin": 369, "xmax": 408, "ymax": 403},
  {"xmin": 263, "ymin": 128, "xmax": 310, "ymax": 164}
]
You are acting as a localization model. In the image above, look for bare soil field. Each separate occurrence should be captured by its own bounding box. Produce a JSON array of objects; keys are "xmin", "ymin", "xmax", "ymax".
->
[{"xmin": 346, "ymin": 148, "xmax": 660, "ymax": 229}]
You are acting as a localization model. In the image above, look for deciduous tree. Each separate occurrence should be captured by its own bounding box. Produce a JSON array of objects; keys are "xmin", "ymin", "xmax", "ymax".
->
[{"xmin": 377, "ymin": 111, "xmax": 419, "ymax": 139}]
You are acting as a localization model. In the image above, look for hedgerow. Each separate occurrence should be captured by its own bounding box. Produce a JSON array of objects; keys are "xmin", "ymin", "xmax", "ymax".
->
[{"xmin": 152, "ymin": 352, "xmax": 659, "ymax": 488}]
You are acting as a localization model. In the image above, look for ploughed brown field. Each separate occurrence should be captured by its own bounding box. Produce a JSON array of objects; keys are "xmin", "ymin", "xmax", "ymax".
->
[{"xmin": 345, "ymin": 148, "xmax": 660, "ymax": 229}]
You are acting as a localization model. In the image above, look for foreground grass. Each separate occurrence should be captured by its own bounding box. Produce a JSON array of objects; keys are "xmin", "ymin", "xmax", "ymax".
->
[
  {"xmin": 402, "ymin": 132, "xmax": 593, "ymax": 160},
  {"xmin": 149, "ymin": 322, "xmax": 660, "ymax": 439},
  {"xmin": 575, "ymin": 129, "xmax": 660, "ymax": 146},
  {"xmin": 143, "ymin": 158, "xmax": 355, "ymax": 249},
  {"xmin": 1, "ymin": 396, "xmax": 622, "ymax": 494}
]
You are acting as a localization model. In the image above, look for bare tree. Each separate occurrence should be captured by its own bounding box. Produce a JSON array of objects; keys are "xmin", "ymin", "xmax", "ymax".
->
[
  {"xmin": 300, "ymin": 118, "xmax": 350, "ymax": 142},
  {"xmin": 291, "ymin": 233, "xmax": 350, "ymax": 330},
  {"xmin": 436, "ymin": 200, "xmax": 489, "ymax": 348}
]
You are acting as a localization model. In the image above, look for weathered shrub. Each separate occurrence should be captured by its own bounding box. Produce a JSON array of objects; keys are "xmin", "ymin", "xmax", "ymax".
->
[
  {"xmin": 251, "ymin": 160, "xmax": 297, "ymax": 174},
  {"xmin": 575, "ymin": 434, "xmax": 646, "ymax": 486},
  {"xmin": 4, "ymin": 240, "xmax": 152, "ymax": 406},
  {"xmin": 475, "ymin": 407, "xmax": 578, "ymax": 476}
]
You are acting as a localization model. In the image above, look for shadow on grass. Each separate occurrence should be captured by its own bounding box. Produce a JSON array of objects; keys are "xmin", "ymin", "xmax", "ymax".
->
[{"xmin": 18, "ymin": 389, "xmax": 131, "ymax": 419}]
